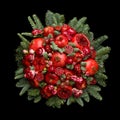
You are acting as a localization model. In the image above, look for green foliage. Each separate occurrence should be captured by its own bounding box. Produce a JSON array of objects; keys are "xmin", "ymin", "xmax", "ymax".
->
[
  {"xmin": 87, "ymin": 85, "xmax": 102, "ymax": 100},
  {"xmin": 45, "ymin": 10, "xmax": 65, "ymax": 26},
  {"xmin": 15, "ymin": 68, "xmax": 24, "ymax": 76},
  {"xmin": 27, "ymin": 88, "xmax": 41, "ymax": 103},
  {"xmin": 67, "ymin": 96, "xmax": 75, "ymax": 105},
  {"xmin": 91, "ymin": 35, "xmax": 108, "ymax": 49},
  {"xmin": 21, "ymin": 32, "xmax": 33, "ymax": 37},
  {"xmin": 28, "ymin": 14, "xmax": 44, "ymax": 29},
  {"xmin": 96, "ymin": 46, "xmax": 111, "ymax": 57},
  {"xmin": 68, "ymin": 17, "xmax": 78, "ymax": 28},
  {"xmin": 14, "ymin": 74, "xmax": 24, "ymax": 80},
  {"xmin": 19, "ymin": 84, "xmax": 30, "ymax": 96},
  {"xmin": 75, "ymin": 97, "xmax": 84, "ymax": 107},
  {"xmin": 95, "ymin": 72, "xmax": 108, "ymax": 87},
  {"xmin": 46, "ymin": 96, "xmax": 65, "ymax": 108},
  {"xmin": 32, "ymin": 14, "xmax": 44, "ymax": 29},
  {"xmin": 16, "ymin": 78, "xmax": 29, "ymax": 87},
  {"xmin": 81, "ymin": 90, "xmax": 90, "ymax": 102}
]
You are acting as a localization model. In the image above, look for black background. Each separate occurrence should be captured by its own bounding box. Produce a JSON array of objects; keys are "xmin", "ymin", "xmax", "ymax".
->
[{"xmin": 3, "ymin": 0, "xmax": 118, "ymax": 118}]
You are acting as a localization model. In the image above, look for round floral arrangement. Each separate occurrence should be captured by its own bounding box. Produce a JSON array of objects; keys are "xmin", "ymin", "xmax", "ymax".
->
[{"xmin": 15, "ymin": 10, "xmax": 111, "ymax": 108}]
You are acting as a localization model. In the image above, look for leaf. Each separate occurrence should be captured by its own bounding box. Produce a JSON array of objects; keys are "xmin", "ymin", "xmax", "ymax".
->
[
  {"xmin": 82, "ymin": 24, "xmax": 90, "ymax": 34},
  {"xmin": 15, "ymin": 68, "xmax": 24, "ymax": 76},
  {"xmin": 28, "ymin": 16, "xmax": 37, "ymax": 29},
  {"xmin": 14, "ymin": 74, "xmax": 24, "ymax": 80},
  {"xmin": 32, "ymin": 14, "xmax": 44, "ymax": 29},
  {"xmin": 91, "ymin": 35, "xmax": 108, "ymax": 49},
  {"xmin": 28, "ymin": 88, "xmax": 40, "ymax": 97},
  {"xmin": 96, "ymin": 46, "xmax": 111, "ymax": 57},
  {"xmin": 34, "ymin": 96, "xmax": 41, "ymax": 103},
  {"xmin": 68, "ymin": 17, "xmax": 78, "ymax": 28},
  {"xmin": 87, "ymin": 86, "xmax": 102, "ymax": 100},
  {"xmin": 54, "ymin": 13, "xmax": 65, "ymax": 25},
  {"xmin": 87, "ymin": 85, "xmax": 101, "ymax": 91},
  {"xmin": 27, "ymin": 96, "xmax": 34, "ymax": 101},
  {"xmin": 75, "ymin": 97, "xmax": 84, "ymax": 106},
  {"xmin": 16, "ymin": 78, "xmax": 29, "ymax": 87},
  {"xmin": 67, "ymin": 96, "xmax": 75, "ymax": 105},
  {"xmin": 46, "ymin": 96, "xmax": 65, "ymax": 108},
  {"xmin": 81, "ymin": 91, "xmax": 90, "ymax": 102},
  {"xmin": 74, "ymin": 17, "xmax": 87, "ymax": 31},
  {"xmin": 17, "ymin": 33, "xmax": 30, "ymax": 44},
  {"xmin": 19, "ymin": 84, "xmax": 30, "ymax": 96},
  {"xmin": 21, "ymin": 32, "xmax": 33, "ymax": 37},
  {"xmin": 86, "ymin": 32, "xmax": 94, "ymax": 41},
  {"xmin": 45, "ymin": 10, "xmax": 57, "ymax": 26}
]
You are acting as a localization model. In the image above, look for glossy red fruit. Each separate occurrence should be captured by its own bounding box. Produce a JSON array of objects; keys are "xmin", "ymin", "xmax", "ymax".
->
[
  {"xmin": 51, "ymin": 52, "xmax": 67, "ymax": 67},
  {"xmin": 72, "ymin": 33, "xmax": 90, "ymax": 49},
  {"xmin": 55, "ymin": 34, "xmax": 68, "ymax": 48},
  {"xmin": 29, "ymin": 38, "xmax": 45, "ymax": 51},
  {"xmin": 84, "ymin": 58, "xmax": 99, "ymax": 76}
]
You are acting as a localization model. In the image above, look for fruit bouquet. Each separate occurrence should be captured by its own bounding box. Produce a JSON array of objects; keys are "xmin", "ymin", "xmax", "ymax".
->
[{"xmin": 15, "ymin": 10, "xmax": 111, "ymax": 108}]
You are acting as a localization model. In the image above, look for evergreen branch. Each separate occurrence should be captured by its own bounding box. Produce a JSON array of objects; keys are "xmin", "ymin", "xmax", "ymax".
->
[
  {"xmin": 17, "ymin": 33, "xmax": 30, "ymax": 44},
  {"xmin": 15, "ymin": 68, "xmax": 24, "ymax": 76},
  {"xmin": 19, "ymin": 84, "xmax": 30, "ymax": 96},
  {"xmin": 95, "ymin": 72, "xmax": 108, "ymax": 87},
  {"xmin": 46, "ymin": 96, "xmax": 65, "ymax": 108},
  {"xmin": 81, "ymin": 90, "xmax": 90, "ymax": 102},
  {"xmin": 32, "ymin": 14, "xmax": 44, "ymax": 29},
  {"xmin": 87, "ymin": 86, "xmax": 102, "ymax": 100},
  {"xmin": 34, "ymin": 96, "xmax": 41, "ymax": 103},
  {"xmin": 87, "ymin": 85, "xmax": 101, "ymax": 91},
  {"xmin": 96, "ymin": 54, "xmax": 109, "ymax": 62},
  {"xmin": 82, "ymin": 24, "xmax": 90, "ymax": 34},
  {"xmin": 96, "ymin": 46, "xmax": 111, "ymax": 57},
  {"xmin": 21, "ymin": 32, "xmax": 33, "ymax": 37},
  {"xmin": 67, "ymin": 96, "xmax": 75, "ymax": 105},
  {"xmin": 28, "ymin": 88, "xmax": 40, "ymax": 97},
  {"xmin": 55, "ymin": 13, "xmax": 65, "ymax": 25},
  {"xmin": 86, "ymin": 32, "xmax": 94, "ymax": 42},
  {"xmin": 16, "ymin": 78, "xmax": 29, "ymax": 87},
  {"xmin": 28, "ymin": 16, "xmax": 37, "ymax": 29},
  {"xmin": 75, "ymin": 17, "xmax": 87, "ymax": 31},
  {"xmin": 45, "ymin": 10, "xmax": 57, "ymax": 26},
  {"xmin": 14, "ymin": 74, "xmax": 24, "ymax": 80},
  {"xmin": 75, "ymin": 97, "xmax": 84, "ymax": 106},
  {"xmin": 91, "ymin": 35, "xmax": 108, "ymax": 49},
  {"xmin": 68, "ymin": 17, "xmax": 78, "ymax": 28}
]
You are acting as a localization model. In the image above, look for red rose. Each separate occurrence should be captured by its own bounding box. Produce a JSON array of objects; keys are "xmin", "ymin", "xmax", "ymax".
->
[
  {"xmin": 45, "ymin": 73, "xmax": 59, "ymax": 85},
  {"xmin": 41, "ymin": 85, "xmax": 57, "ymax": 98},
  {"xmin": 57, "ymin": 85, "xmax": 72, "ymax": 99}
]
